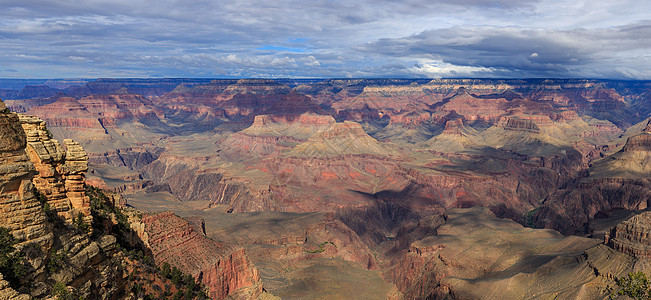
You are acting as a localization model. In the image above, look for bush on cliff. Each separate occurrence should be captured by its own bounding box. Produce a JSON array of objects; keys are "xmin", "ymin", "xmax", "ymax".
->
[
  {"xmin": 611, "ymin": 271, "xmax": 651, "ymax": 299},
  {"xmin": 0, "ymin": 227, "xmax": 28, "ymax": 289}
]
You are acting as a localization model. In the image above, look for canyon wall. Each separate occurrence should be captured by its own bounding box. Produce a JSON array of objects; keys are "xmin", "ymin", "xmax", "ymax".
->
[
  {"xmin": 0, "ymin": 103, "xmax": 53, "ymax": 249},
  {"xmin": 139, "ymin": 211, "xmax": 263, "ymax": 299}
]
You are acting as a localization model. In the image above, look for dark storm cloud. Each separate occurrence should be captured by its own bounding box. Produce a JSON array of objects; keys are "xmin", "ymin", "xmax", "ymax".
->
[
  {"xmin": 0, "ymin": 0, "xmax": 649, "ymax": 78},
  {"xmin": 358, "ymin": 22, "xmax": 651, "ymax": 78}
]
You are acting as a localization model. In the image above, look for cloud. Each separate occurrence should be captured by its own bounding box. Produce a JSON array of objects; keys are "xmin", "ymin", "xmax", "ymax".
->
[
  {"xmin": 0, "ymin": 0, "xmax": 650, "ymax": 78},
  {"xmin": 409, "ymin": 60, "xmax": 498, "ymax": 78},
  {"xmin": 357, "ymin": 22, "xmax": 651, "ymax": 78}
]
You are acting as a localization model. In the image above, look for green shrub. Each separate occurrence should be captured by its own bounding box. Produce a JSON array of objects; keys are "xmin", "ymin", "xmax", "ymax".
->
[
  {"xmin": 613, "ymin": 271, "xmax": 651, "ymax": 299},
  {"xmin": 523, "ymin": 207, "xmax": 539, "ymax": 228},
  {"xmin": 161, "ymin": 262, "xmax": 172, "ymax": 278},
  {"xmin": 46, "ymin": 248, "xmax": 66, "ymax": 274},
  {"xmin": 53, "ymin": 282, "xmax": 68, "ymax": 296},
  {"xmin": 306, "ymin": 241, "xmax": 335, "ymax": 254},
  {"xmin": 0, "ymin": 227, "xmax": 27, "ymax": 288},
  {"xmin": 73, "ymin": 212, "xmax": 90, "ymax": 232},
  {"xmin": 171, "ymin": 266, "xmax": 183, "ymax": 286},
  {"xmin": 51, "ymin": 282, "xmax": 81, "ymax": 300}
]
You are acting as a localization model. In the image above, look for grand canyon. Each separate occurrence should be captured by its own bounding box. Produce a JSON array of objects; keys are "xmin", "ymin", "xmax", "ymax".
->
[{"xmin": 0, "ymin": 78, "xmax": 649, "ymax": 299}]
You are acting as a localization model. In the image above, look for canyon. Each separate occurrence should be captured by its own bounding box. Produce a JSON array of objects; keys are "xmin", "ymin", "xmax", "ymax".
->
[{"xmin": 0, "ymin": 78, "xmax": 650, "ymax": 299}]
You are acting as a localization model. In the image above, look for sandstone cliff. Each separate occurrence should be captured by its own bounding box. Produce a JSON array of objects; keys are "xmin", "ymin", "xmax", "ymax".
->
[
  {"xmin": 0, "ymin": 100, "xmax": 122, "ymax": 298},
  {"xmin": 19, "ymin": 114, "xmax": 92, "ymax": 226},
  {"xmin": 0, "ymin": 99, "xmax": 203, "ymax": 299},
  {"xmin": 0, "ymin": 104, "xmax": 53, "ymax": 249}
]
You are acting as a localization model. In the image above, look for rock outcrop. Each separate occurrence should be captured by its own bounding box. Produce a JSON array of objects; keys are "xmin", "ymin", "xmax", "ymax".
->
[
  {"xmin": 200, "ymin": 249, "xmax": 263, "ymax": 300},
  {"xmin": 139, "ymin": 211, "xmax": 263, "ymax": 299},
  {"xmin": 220, "ymin": 113, "xmax": 336, "ymax": 157},
  {"xmin": 621, "ymin": 119, "xmax": 651, "ymax": 152},
  {"xmin": 289, "ymin": 121, "xmax": 393, "ymax": 157},
  {"xmin": 606, "ymin": 211, "xmax": 651, "ymax": 258},
  {"xmin": 497, "ymin": 116, "xmax": 545, "ymax": 133},
  {"xmin": 0, "ymin": 105, "xmax": 53, "ymax": 248},
  {"xmin": 0, "ymin": 99, "xmax": 215, "ymax": 299},
  {"xmin": 19, "ymin": 114, "xmax": 92, "ymax": 226},
  {"xmin": 0, "ymin": 273, "xmax": 29, "ymax": 300}
]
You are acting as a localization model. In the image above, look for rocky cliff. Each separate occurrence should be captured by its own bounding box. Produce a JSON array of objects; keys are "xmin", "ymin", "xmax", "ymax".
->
[
  {"xmin": 606, "ymin": 211, "xmax": 651, "ymax": 258},
  {"xmin": 139, "ymin": 211, "xmax": 263, "ymax": 299},
  {"xmin": 0, "ymin": 100, "xmax": 125, "ymax": 299},
  {"xmin": 535, "ymin": 118, "xmax": 651, "ymax": 234},
  {"xmin": 0, "ymin": 103, "xmax": 52, "ymax": 249},
  {"xmin": 0, "ymin": 99, "xmax": 205, "ymax": 299},
  {"xmin": 19, "ymin": 114, "xmax": 92, "ymax": 226},
  {"xmin": 289, "ymin": 121, "xmax": 393, "ymax": 157}
]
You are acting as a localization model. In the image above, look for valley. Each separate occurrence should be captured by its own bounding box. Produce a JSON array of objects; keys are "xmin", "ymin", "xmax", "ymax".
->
[{"xmin": 1, "ymin": 78, "xmax": 650, "ymax": 299}]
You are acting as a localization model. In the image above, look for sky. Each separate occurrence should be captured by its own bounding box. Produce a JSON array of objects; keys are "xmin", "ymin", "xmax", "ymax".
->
[{"xmin": 0, "ymin": 0, "xmax": 650, "ymax": 79}]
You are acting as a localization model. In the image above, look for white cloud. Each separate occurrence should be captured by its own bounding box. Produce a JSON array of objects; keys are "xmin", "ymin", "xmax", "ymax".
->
[{"xmin": 409, "ymin": 60, "xmax": 496, "ymax": 78}]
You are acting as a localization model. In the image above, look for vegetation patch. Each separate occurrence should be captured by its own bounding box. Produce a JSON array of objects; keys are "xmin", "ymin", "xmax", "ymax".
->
[
  {"xmin": 523, "ymin": 207, "xmax": 539, "ymax": 228},
  {"xmin": 0, "ymin": 227, "xmax": 27, "ymax": 289},
  {"xmin": 609, "ymin": 271, "xmax": 651, "ymax": 299},
  {"xmin": 87, "ymin": 185, "xmax": 209, "ymax": 299},
  {"xmin": 306, "ymin": 241, "xmax": 336, "ymax": 254}
]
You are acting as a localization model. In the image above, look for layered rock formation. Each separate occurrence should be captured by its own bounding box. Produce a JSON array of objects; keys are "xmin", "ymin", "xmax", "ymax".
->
[
  {"xmin": 606, "ymin": 211, "xmax": 651, "ymax": 258},
  {"xmin": 5, "ymin": 78, "xmax": 650, "ymax": 298},
  {"xmin": 423, "ymin": 116, "xmax": 480, "ymax": 152},
  {"xmin": 0, "ymin": 273, "xmax": 29, "ymax": 300},
  {"xmin": 621, "ymin": 119, "xmax": 651, "ymax": 152},
  {"xmin": 289, "ymin": 121, "xmax": 393, "ymax": 157},
  {"xmin": 138, "ymin": 212, "xmax": 263, "ymax": 299},
  {"xmin": 0, "ymin": 99, "xmax": 150, "ymax": 299},
  {"xmin": 536, "ymin": 118, "xmax": 651, "ymax": 234},
  {"xmin": 387, "ymin": 207, "xmax": 630, "ymax": 299},
  {"xmin": 220, "ymin": 113, "xmax": 336, "ymax": 157},
  {"xmin": 0, "ymin": 104, "xmax": 52, "ymax": 248},
  {"xmin": 19, "ymin": 114, "xmax": 92, "ymax": 226}
]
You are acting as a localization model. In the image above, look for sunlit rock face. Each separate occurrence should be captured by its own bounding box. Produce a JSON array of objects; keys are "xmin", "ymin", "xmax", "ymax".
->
[
  {"xmin": 607, "ymin": 211, "xmax": 651, "ymax": 258},
  {"xmin": 0, "ymin": 101, "xmax": 53, "ymax": 249},
  {"xmin": 19, "ymin": 114, "xmax": 92, "ymax": 227}
]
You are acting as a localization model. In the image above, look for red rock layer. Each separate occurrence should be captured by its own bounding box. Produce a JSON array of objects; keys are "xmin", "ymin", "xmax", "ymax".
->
[
  {"xmin": 26, "ymin": 94, "xmax": 161, "ymax": 133},
  {"xmin": 387, "ymin": 248, "xmax": 447, "ymax": 299},
  {"xmin": 220, "ymin": 132, "xmax": 298, "ymax": 156},
  {"xmin": 140, "ymin": 212, "xmax": 262, "ymax": 299},
  {"xmin": 496, "ymin": 116, "xmax": 549, "ymax": 133},
  {"xmin": 442, "ymin": 119, "xmax": 465, "ymax": 136},
  {"xmin": 622, "ymin": 133, "xmax": 651, "ymax": 152},
  {"xmin": 200, "ymin": 249, "xmax": 262, "ymax": 300},
  {"xmin": 535, "ymin": 120, "xmax": 651, "ymax": 234},
  {"xmin": 536, "ymin": 178, "xmax": 651, "ymax": 234}
]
